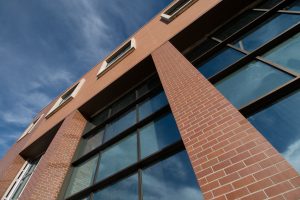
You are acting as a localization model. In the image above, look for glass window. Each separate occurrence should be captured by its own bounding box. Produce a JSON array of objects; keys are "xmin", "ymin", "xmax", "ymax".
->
[
  {"xmin": 196, "ymin": 47, "xmax": 245, "ymax": 78},
  {"xmin": 138, "ymin": 91, "xmax": 168, "ymax": 121},
  {"xmin": 91, "ymin": 109, "xmax": 110, "ymax": 126},
  {"xmin": 186, "ymin": 39, "xmax": 219, "ymax": 61},
  {"xmin": 79, "ymin": 128, "xmax": 104, "ymax": 156},
  {"xmin": 111, "ymin": 92, "xmax": 136, "ymax": 116},
  {"xmin": 93, "ymin": 174, "xmax": 138, "ymax": 200},
  {"xmin": 213, "ymin": 11, "xmax": 264, "ymax": 40},
  {"xmin": 215, "ymin": 61, "xmax": 293, "ymax": 108},
  {"xmin": 256, "ymin": 0, "xmax": 282, "ymax": 9},
  {"xmin": 248, "ymin": 90, "xmax": 300, "ymax": 173},
  {"xmin": 233, "ymin": 14, "xmax": 300, "ymax": 51},
  {"xmin": 65, "ymin": 155, "xmax": 98, "ymax": 198},
  {"xmin": 140, "ymin": 113, "xmax": 181, "ymax": 159},
  {"xmin": 104, "ymin": 108, "xmax": 137, "ymax": 142},
  {"xmin": 262, "ymin": 32, "xmax": 300, "ymax": 74},
  {"xmin": 137, "ymin": 76, "xmax": 160, "ymax": 98},
  {"xmin": 142, "ymin": 151, "xmax": 203, "ymax": 200},
  {"xmin": 96, "ymin": 133, "xmax": 137, "ymax": 181},
  {"xmin": 285, "ymin": 1, "xmax": 300, "ymax": 11}
]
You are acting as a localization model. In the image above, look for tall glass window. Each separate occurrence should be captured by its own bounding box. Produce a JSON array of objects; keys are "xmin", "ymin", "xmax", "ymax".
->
[
  {"xmin": 63, "ymin": 75, "xmax": 204, "ymax": 200},
  {"xmin": 248, "ymin": 90, "xmax": 300, "ymax": 173},
  {"xmin": 96, "ymin": 133, "xmax": 138, "ymax": 181},
  {"xmin": 3, "ymin": 158, "xmax": 40, "ymax": 200},
  {"xmin": 142, "ymin": 151, "xmax": 203, "ymax": 200},
  {"xmin": 196, "ymin": 47, "xmax": 245, "ymax": 78},
  {"xmin": 94, "ymin": 174, "xmax": 138, "ymax": 200},
  {"xmin": 262, "ymin": 32, "xmax": 300, "ymax": 74},
  {"xmin": 65, "ymin": 156, "xmax": 98, "ymax": 198},
  {"xmin": 233, "ymin": 14, "xmax": 300, "ymax": 51},
  {"xmin": 140, "ymin": 113, "xmax": 181, "ymax": 159},
  {"xmin": 215, "ymin": 61, "xmax": 293, "ymax": 108}
]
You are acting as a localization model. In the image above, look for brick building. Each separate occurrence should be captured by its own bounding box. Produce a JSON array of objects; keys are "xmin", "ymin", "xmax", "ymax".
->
[{"xmin": 1, "ymin": 0, "xmax": 300, "ymax": 199}]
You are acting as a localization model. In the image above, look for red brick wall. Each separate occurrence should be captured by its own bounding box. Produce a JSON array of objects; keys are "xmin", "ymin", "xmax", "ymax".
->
[
  {"xmin": 0, "ymin": 136, "xmax": 29, "ymax": 197},
  {"xmin": 19, "ymin": 110, "xmax": 87, "ymax": 200},
  {"xmin": 152, "ymin": 42, "xmax": 300, "ymax": 200}
]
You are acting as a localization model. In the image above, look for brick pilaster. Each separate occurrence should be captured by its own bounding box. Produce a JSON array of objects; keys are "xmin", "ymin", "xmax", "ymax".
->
[
  {"xmin": 19, "ymin": 110, "xmax": 87, "ymax": 200},
  {"xmin": 152, "ymin": 42, "xmax": 300, "ymax": 200}
]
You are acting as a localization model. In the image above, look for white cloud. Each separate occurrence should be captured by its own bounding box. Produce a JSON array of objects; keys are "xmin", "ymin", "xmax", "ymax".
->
[{"xmin": 282, "ymin": 139, "xmax": 300, "ymax": 173}]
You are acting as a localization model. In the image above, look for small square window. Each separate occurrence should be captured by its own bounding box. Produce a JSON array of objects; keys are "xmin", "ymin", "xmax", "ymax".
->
[
  {"xmin": 18, "ymin": 114, "xmax": 44, "ymax": 141},
  {"xmin": 46, "ymin": 79, "xmax": 85, "ymax": 118},
  {"xmin": 161, "ymin": 0, "xmax": 198, "ymax": 22},
  {"xmin": 97, "ymin": 38, "xmax": 136, "ymax": 77}
]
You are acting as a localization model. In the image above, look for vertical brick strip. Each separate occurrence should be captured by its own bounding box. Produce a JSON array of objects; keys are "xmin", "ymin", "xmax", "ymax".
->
[
  {"xmin": 152, "ymin": 42, "xmax": 300, "ymax": 200},
  {"xmin": 19, "ymin": 110, "xmax": 87, "ymax": 200}
]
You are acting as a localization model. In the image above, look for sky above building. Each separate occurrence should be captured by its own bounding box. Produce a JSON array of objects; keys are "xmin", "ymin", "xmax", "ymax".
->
[{"xmin": 0, "ymin": 0, "xmax": 173, "ymax": 159}]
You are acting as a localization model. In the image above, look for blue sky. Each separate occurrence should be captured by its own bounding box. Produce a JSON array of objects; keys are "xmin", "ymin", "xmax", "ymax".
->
[{"xmin": 0, "ymin": 0, "xmax": 172, "ymax": 159}]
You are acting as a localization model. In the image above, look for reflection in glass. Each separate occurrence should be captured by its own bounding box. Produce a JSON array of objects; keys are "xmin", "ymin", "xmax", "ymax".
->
[
  {"xmin": 79, "ymin": 128, "xmax": 104, "ymax": 156},
  {"xmin": 138, "ymin": 91, "xmax": 168, "ymax": 121},
  {"xmin": 97, "ymin": 134, "xmax": 137, "ymax": 181},
  {"xmin": 215, "ymin": 61, "xmax": 293, "ymax": 108},
  {"xmin": 65, "ymin": 155, "xmax": 98, "ymax": 197},
  {"xmin": 248, "ymin": 90, "xmax": 300, "ymax": 173},
  {"xmin": 233, "ymin": 14, "xmax": 300, "ymax": 51},
  {"xmin": 263, "ymin": 32, "xmax": 300, "ymax": 74},
  {"xmin": 142, "ymin": 151, "xmax": 203, "ymax": 200},
  {"xmin": 140, "ymin": 113, "xmax": 181, "ymax": 159},
  {"xmin": 104, "ymin": 108, "xmax": 137, "ymax": 142},
  {"xmin": 197, "ymin": 47, "xmax": 245, "ymax": 78},
  {"xmin": 93, "ymin": 174, "xmax": 138, "ymax": 200},
  {"xmin": 214, "ymin": 11, "xmax": 264, "ymax": 40}
]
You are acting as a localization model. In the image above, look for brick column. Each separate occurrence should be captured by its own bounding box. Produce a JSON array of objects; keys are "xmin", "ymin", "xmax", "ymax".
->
[
  {"xmin": 19, "ymin": 110, "xmax": 87, "ymax": 200},
  {"xmin": 152, "ymin": 42, "xmax": 300, "ymax": 200}
]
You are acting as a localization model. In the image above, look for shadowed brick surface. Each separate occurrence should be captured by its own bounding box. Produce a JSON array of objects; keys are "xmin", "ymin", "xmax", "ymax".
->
[
  {"xmin": 152, "ymin": 41, "xmax": 300, "ymax": 200},
  {"xmin": 19, "ymin": 110, "xmax": 87, "ymax": 200}
]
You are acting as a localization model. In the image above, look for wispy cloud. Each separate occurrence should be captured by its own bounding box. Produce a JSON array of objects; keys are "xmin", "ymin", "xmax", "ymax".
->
[{"xmin": 0, "ymin": 0, "xmax": 172, "ymax": 158}]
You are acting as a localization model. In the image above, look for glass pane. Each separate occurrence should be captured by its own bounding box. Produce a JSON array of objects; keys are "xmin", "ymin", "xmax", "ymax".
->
[
  {"xmin": 142, "ymin": 151, "xmax": 203, "ymax": 200},
  {"xmin": 233, "ymin": 14, "xmax": 300, "ymax": 51},
  {"xmin": 140, "ymin": 113, "xmax": 181, "ymax": 159},
  {"xmin": 104, "ymin": 108, "xmax": 137, "ymax": 142},
  {"xmin": 111, "ymin": 91, "xmax": 136, "ymax": 115},
  {"xmin": 137, "ymin": 75, "xmax": 160, "ymax": 98},
  {"xmin": 262, "ymin": 32, "xmax": 300, "ymax": 74},
  {"xmin": 196, "ymin": 47, "xmax": 245, "ymax": 78},
  {"xmin": 11, "ymin": 177, "xmax": 30, "ymax": 199},
  {"xmin": 96, "ymin": 133, "xmax": 137, "ymax": 181},
  {"xmin": 186, "ymin": 39, "xmax": 219, "ymax": 61},
  {"xmin": 93, "ymin": 174, "xmax": 138, "ymax": 200},
  {"xmin": 138, "ymin": 91, "xmax": 168, "ymax": 121},
  {"xmin": 214, "ymin": 11, "xmax": 264, "ymax": 40},
  {"xmin": 91, "ymin": 109, "xmax": 110, "ymax": 126},
  {"xmin": 248, "ymin": 90, "xmax": 300, "ymax": 173},
  {"xmin": 65, "ymin": 155, "xmax": 98, "ymax": 197},
  {"xmin": 215, "ymin": 61, "xmax": 293, "ymax": 108},
  {"xmin": 80, "ymin": 128, "xmax": 104, "ymax": 156},
  {"xmin": 285, "ymin": 1, "xmax": 300, "ymax": 11},
  {"xmin": 256, "ymin": 0, "xmax": 282, "ymax": 9}
]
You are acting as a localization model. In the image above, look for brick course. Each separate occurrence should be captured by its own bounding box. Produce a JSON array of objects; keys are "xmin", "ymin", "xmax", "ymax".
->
[
  {"xmin": 19, "ymin": 110, "xmax": 87, "ymax": 200},
  {"xmin": 152, "ymin": 41, "xmax": 300, "ymax": 200}
]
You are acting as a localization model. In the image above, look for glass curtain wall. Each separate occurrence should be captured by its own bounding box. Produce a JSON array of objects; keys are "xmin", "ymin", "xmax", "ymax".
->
[
  {"xmin": 63, "ymin": 75, "xmax": 204, "ymax": 200},
  {"xmin": 186, "ymin": 0, "xmax": 300, "ymax": 173}
]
